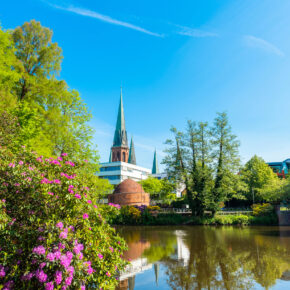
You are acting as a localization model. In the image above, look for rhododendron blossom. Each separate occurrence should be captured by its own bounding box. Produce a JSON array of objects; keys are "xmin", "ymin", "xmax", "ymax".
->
[
  {"xmin": 59, "ymin": 231, "xmax": 68, "ymax": 239},
  {"xmin": 56, "ymin": 222, "xmax": 64, "ymax": 229},
  {"xmin": 0, "ymin": 265, "xmax": 5, "ymax": 278},
  {"xmin": 55, "ymin": 271, "xmax": 62, "ymax": 285},
  {"xmin": 33, "ymin": 245, "xmax": 46, "ymax": 255}
]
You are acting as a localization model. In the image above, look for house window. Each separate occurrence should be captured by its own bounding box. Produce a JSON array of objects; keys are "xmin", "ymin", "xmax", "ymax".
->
[{"xmin": 123, "ymin": 152, "xmax": 126, "ymax": 162}]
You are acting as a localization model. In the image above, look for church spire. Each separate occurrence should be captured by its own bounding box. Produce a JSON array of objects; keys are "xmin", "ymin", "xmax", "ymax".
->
[
  {"xmin": 112, "ymin": 87, "xmax": 128, "ymax": 148},
  {"xmin": 128, "ymin": 137, "xmax": 136, "ymax": 165},
  {"xmin": 152, "ymin": 149, "xmax": 159, "ymax": 174}
]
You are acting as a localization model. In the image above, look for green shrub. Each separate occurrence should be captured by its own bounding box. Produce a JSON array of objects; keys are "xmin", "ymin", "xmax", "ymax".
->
[
  {"xmin": 214, "ymin": 216, "xmax": 234, "ymax": 225},
  {"xmin": 232, "ymin": 215, "xmax": 249, "ymax": 225},
  {"xmin": 252, "ymin": 203, "xmax": 274, "ymax": 216},
  {"xmin": 249, "ymin": 214, "xmax": 278, "ymax": 225},
  {"xmin": 98, "ymin": 204, "xmax": 121, "ymax": 224},
  {"xmin": 118, "ymin": 206, "xmax": 141, "ymax": 225}
]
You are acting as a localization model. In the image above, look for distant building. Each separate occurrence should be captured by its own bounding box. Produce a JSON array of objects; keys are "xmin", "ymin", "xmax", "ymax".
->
[
  {"xmin": 97, "ymin": 88, "xmax": 185, "ymax": 199},
  {"xmin": 97, "ymin": 88, "xmax": 152, "ymax": 184},
  {"xmin": 267, "ymin": 159, "xmax": 290, "ymax": 178},
  {"xmin": 98, "ymin": 161, "xmax": 151, "ymax": 185}
]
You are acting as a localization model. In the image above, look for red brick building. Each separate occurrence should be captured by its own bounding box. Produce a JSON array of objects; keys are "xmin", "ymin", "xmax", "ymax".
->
[{"xmin": 108, "ymin": 179, "xmax": 150, "ymax": 206}]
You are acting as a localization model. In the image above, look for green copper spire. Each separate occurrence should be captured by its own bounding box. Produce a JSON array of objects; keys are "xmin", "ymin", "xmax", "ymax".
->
[
  {"xmin": 154, "ymin": 263, "xmax": 159, "ymax": 286},
  {"xmin": 152, "ymin": 149, "xmax": 159, "ymax": 174},
  {"xmin": 128, "ymin": 137, "xmax": 136, "ymax": 165},
  {"xmin": 113, "ymin": 87, "xmax": 128, "ymax": 148}
]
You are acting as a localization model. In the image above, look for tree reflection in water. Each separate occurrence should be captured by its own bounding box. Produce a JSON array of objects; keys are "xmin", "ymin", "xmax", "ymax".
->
[{"xmin": 116, "ymin": 226, "xmax": 290, "ymax": 290}]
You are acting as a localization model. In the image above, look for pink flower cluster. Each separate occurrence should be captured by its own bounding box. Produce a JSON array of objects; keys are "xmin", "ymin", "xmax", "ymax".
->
[
  {"xmin": 68, "ymin": 185, "xmax": 74, "ymax": 194},
  {"xmin": 49, "ymin": 159, "xmax": 62, "ymax": 166},
  {"xmin": 56, "ymin": 222, "xmax": 64, "ymax": 229},
  {"xmin": 65, "ymin": 161, "xmax": 75, "ymax": 167},
  {"xmin": 108, "ymin": 203, "xmax": 121, "ymax": 209},
  {"xmin": 83, "ymin": 261, "xmax": 95, "ymax": 275},
  {"xmin": 73, "ymin": 240, "xmax": 84, "ymax": 255},
  {"xmin": 36, "ymin": 156, "xmax": 43, "ymax": 162},
  {"xmin": 59, "ymin": 229, "xmax": 68, "ymax": 239},
  {"xmin": 0, "ymin": 265, "xmax": 5, "ymax": 278},
  {"xmin": 33, "ymin": 245, "xmax": 46, "ymax": 255},
  {"xmin": 28, "ymin": 229, "xmax": 86, "ymax": 289},
  {"xmin": 60, "ymin": 172, "xmax": 76, "ymax": 180},
  {"xmin": 41, "ymin": 178, "xmax": 61, "ymax": 184}
]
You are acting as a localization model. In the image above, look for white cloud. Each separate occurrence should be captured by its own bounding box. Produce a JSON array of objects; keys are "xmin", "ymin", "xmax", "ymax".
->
[
  {"xmin": 176, "ymin": 25, "xmax": 218, "ymax": 38},
  {"xmin": 49, "ymin": 2, "xmax": 162, "ymax": 37},
  {"xmin": 243, "ymin": 35, "xmax": 284, "ymax": 56}
]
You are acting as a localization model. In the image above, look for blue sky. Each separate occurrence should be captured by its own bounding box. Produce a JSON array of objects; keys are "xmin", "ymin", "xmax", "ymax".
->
[{"xmin": 2, "ymin": 0, "xmax": 290, "ymax": 170}]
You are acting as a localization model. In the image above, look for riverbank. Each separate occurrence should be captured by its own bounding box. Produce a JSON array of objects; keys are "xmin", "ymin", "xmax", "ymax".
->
[
  {"xmin": 100, "ymin": 204, "xmax": 279, "ymax": 226},
  {"xmin": 112, "ymin": 213, "xmax": 278, "ymax": 226}
]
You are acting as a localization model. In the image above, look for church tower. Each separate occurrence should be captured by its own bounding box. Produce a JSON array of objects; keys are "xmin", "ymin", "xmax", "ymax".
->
[{"xmin": 111, "ymin": 88, "xmax": 129, "ymax": 162}]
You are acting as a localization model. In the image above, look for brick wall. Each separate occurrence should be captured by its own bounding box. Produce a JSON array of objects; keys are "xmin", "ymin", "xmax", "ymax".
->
[{"xmin": 108, "ymin": 192, "xmax": 150, "ymax": 206}]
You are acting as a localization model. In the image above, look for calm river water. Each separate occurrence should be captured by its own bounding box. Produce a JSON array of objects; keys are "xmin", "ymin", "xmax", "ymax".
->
[{"xmin": 116, "ymin": 226, "xmax": 290, "ymax": 290}]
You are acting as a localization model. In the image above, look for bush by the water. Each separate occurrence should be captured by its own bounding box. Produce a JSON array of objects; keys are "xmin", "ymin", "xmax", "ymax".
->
[
  {"xmin": 101, "ymin": 203, "xmax": 278, "ymax": 226},
  {"xmin": 0, "ymin": 146, "xmax": 127, "ymax": 289},
  {"xmin": 102, "ymin": 204, "xmax": 191, "ymax": 225},
  {"xmin": 252, "ymin": 203, "xmax": 274, "ymax": 216},
  {"xmin": 191, "ymin": 214, "xmax": 277, "ymax": 226}
]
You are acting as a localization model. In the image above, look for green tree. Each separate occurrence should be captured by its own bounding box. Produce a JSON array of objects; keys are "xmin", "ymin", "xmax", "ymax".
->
[
  {"xmin": 163, "ymin": 122, "xmax": 214, "ymax": 216},
  {"xmin": 210, "ymin": 112, "xmax": 240, "ymax": 213},
  {"xmin": 0, "ymin": 21, "xmax": 99, "ymax": 165},
  {"xmin": 159, "ymin": 178, "xmax": 177, "ymax": 204},
  {"xmin": 12, "ymin": 20, "xmax": 62, "ymax": 100},
  {"xmin": 0, "ymin": 28, "xmax": 22, "ymax": 109},
  {"xmin": 140, "ymin": 177, "xmax": 176, "ymax": 204},
  {"xmin": 240, "ymin": 155, "xmax": 282, "ymax": 203},
  {"xmin": 140, "ymin": 177, "xmax": 163, "ymax": 199}
]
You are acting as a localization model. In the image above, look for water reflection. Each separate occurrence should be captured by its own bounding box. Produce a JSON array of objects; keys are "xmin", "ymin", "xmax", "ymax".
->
[{"xmin": 116, "ymin": 226, "xmax": 290, "ymax": 289}]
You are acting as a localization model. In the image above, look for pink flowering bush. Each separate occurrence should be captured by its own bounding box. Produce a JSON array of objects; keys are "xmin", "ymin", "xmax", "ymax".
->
[{"xmin": 0, "ymin": 146, "xmax": 127, "ymax": 289}]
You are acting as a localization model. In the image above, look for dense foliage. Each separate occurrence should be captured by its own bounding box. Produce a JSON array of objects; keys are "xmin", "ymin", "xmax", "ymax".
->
[
  {"xmin": 0, "ymin": 146, "xmax": 127, "ymax": 289},
  {"xmin": 163, "ymin": 114, "xmax": 243, "ymax": 217},
  {"xmin": 0, "ymin": 20, "xmax": 127, "ymax": 289},
  {"xmin": 139, "ymin": 177, "xmax": 176, "ymax": 204},
  {"xmin": 0, "ymin": 20, "xmax": 98, "ymax": 164},
  {"xmin": 163, "ymin": 115, "xmax": 290, "ymax": 216},
  {"xmin": 239, "ymin": 155, "xmax": 284, "ymax": 203}
]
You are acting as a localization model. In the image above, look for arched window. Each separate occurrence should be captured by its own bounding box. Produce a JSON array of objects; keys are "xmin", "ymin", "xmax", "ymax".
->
[
  {"xmin": 123, "ymin": 152, "xmax": 126, "ymax": 162},
  {"xmin": 117, "ymin": 152, "xmax": 120, "ymax": 161}
]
